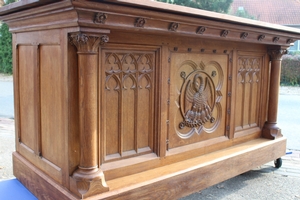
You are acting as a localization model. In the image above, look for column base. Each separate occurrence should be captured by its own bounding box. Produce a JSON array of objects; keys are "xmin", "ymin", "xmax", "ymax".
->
[
  {"xmin": 70, "ymin": 168, "xmax": 109, "ymax": 199},
  {"xmin": 262, "ymin": 122, "xmax": 282, "ymax": 140}
]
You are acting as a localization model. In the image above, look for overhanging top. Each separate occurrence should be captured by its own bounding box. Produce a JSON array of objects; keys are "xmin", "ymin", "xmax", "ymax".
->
[{"xmin": 0, "ymin": 0, "xmax": 299, "ymax": 46}]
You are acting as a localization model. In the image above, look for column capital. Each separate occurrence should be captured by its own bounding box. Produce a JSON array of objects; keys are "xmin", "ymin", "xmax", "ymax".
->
[
  {"xmin": 267, "ymin": 48, "xmax": 288, "ymax": 61},
  {"xmin": 69, "ymin": 32, "xmax": 109, "ymax": 53}
]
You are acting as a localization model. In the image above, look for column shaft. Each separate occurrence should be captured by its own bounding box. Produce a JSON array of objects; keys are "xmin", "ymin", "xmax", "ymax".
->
[{"xmin": 262, "ymin": 48, "xmax": 287, "ymax": 139}]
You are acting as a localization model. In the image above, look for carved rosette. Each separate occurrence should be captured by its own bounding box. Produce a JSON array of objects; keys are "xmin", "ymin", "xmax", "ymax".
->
[
  {"xmin": 196, "ymin": 26, "xmax": 206, "ymax": 34},
  {"xmin": 273, "ymin": 37, "xmax": 280, "ymax": 43},
  {"xmin": 169, "ymin": 22, "xmax": 179, "ymax": 31},
  {"xmin": 221, "ymin": 30, "xmax": 229, "ymax": 37},
  {"xmin": 286, "ymin": 38, "xmax": 295, "ymax": 44},
  {"xmin": 135, "ymin": 17, "xmax": 146, "ymax": 27},
  {"xmin": 258, "ymin": 34, "xmax": 265, "ymax": 41},
  {"xmin": 94, "ymin": 12, "xmax": 108, "ymax": 24},
  {"xmin": 240, "ymin": 32, "xmax": 248, "ymax": 39},
  {"xmin": 69, "ymin": 33, "xmax": 109, "ymax": 53},
  {"xmin": 267, "ymin": 49, "xmax": 288, "ymax": 61}
]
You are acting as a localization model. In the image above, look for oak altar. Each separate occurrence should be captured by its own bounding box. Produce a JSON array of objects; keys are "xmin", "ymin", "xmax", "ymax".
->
[{"xmin": 1, "ymin": 1, "xmax": 299, "ymax": 199}]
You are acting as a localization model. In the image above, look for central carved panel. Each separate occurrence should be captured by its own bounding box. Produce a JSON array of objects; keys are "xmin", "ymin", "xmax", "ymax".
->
[
  {"xmin": 178, "ymin": 70, "xmax": 216, "ymax": 138},
  {"xmin": 169, "ymin": 53, "xmax": 228, "ymax": 148}
]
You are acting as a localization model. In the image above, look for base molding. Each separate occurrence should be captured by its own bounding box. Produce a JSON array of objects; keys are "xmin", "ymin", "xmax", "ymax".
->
[
  {"xmin": 13, "ymin": 137, "xmax": 286, "ymax": 200},
  {"xmin": 13, "ymin": 152, "xmax": 78, "ymax": 200}
]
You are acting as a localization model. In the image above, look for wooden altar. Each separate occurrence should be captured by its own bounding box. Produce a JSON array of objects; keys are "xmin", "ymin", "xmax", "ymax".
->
[{"xmin": 1, "ymin": 1, "xmax": 299, "ymax": 199}]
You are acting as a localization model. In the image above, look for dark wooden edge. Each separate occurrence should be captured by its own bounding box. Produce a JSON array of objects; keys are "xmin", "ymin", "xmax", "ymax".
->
[
  {"xmin": 0, "ymin": 0, "xmax": 60, "ymax": 16},
  {"xmin": 1, "ymin": 0, "xmax": 300, "ymax": 35},
  {"xmin": 100, "ymin": 0, "xmax": 300, "ymax": 34}
]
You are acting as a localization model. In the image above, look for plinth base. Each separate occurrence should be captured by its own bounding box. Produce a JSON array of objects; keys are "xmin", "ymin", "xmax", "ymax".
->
[{"xmin": 13, "ymin": 137, "xmax": 286, "ymax": 200}]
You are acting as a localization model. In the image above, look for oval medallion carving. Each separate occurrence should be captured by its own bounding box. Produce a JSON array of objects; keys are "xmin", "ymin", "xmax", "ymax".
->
[{"xmin": 179, "ymin": 70, "xmax": 216, "ymax": 130}]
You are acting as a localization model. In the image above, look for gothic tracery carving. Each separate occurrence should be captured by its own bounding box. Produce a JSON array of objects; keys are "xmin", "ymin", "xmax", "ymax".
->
[
  {"xmin": 236, "ymin": 57, "xmax": 261, "ymax": 129},
  {"xmin": 105, "ymin": 53, "xmax": 153, "ymax": 91}
]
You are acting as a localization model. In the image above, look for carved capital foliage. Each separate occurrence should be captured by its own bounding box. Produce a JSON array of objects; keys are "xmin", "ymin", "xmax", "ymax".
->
[
  {"xmin": 267, "ymin": 49, "xmax": 288, "ymax": 61},
  {"xmin": 69, "ymin": 33, "xmax": 109, "ymax": 53}
]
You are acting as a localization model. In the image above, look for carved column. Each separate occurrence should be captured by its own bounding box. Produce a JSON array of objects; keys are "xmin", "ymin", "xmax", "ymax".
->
[
  {"xmin": 262, "ymin": 48, "xmax": 287, "ymax": 139},
  {"xmin": 69, "ymin": 32, "xmax": 109, "ymax": 198}
]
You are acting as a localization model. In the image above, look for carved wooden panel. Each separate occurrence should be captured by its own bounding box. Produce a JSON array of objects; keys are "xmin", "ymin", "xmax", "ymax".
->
[
  {"xmin": 235, "ymin": 56, "xmax": 262, "ymax": 131},
  {"xmin": 169, "ymin": 53, "xmax": 228, "ymax": 148},
  {"xmin": 102, "ymin": 50, "xmax": 156, "ymax": 161}
]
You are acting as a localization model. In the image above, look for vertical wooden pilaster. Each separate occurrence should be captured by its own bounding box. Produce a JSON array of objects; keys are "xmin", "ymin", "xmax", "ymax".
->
[
  {"xmin": 69, "ymin": 32, "xmax": 109, "ymax": 198},
  {"xmin": 262, "ymin": 48, "xmax": 287, "ymax": 139}
]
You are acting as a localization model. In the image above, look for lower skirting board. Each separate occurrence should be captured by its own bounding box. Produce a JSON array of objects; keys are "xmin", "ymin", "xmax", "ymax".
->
[{"xmin": 13, "ymin": 137, "xmax": 286, "ymax": 200}]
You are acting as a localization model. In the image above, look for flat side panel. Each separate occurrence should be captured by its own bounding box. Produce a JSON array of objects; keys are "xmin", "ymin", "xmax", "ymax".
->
[
  {"xmin": 18, "ymin": 45, "xmax": 37, "ymax": 151},
  {"xmin": 40, "ymin": 45, "xmax": 64, "ymax": 168}
]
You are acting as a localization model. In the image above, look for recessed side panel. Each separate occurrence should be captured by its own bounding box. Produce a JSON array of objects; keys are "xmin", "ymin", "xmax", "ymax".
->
[
  {"xmin": 18, "ymin": 45, "xmax": 37, "ymax": 151},
  {"xmin": 40, "ymin": 45, "xmax": 64, "ymax": 169},
  {"xmin": 234, "ymin": 53, "xmax": 263, "ymax": 135},
  {"xmin": 169, "ymin": 53, "xmax": 228, "ymax": 149}
]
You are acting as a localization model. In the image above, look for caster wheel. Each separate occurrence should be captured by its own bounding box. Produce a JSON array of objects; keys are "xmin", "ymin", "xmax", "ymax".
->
[{"xmin": 274, "ymin": 158, "xmax": 282, "ymax": 168}]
